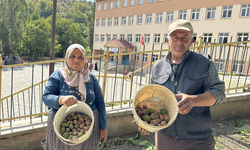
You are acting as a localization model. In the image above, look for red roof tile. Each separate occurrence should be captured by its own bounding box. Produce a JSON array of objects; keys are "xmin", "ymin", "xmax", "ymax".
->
[{"xmin": 113, "ymin": 39, "xmax": 134, "ymax": 48}]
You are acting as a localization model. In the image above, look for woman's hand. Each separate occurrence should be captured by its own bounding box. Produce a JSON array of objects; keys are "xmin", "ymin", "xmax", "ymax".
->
[
  {"xmin": 100, "ymin": 129, "xmax": 108, "ymax": 143},
  {"xmin": 58, "ymin": 95, "xmax": 78, "ymax": 107}
]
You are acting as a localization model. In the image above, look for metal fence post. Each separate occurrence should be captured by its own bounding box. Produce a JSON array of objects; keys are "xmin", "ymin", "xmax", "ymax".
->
[
  {"xmin": 0, "ymin": 54, "xmax": 2, "ymax": 129},
  {"xmin": 102, "ymin": 45, "xmax": 110, "ymax": 97},
  {"xmin": 196, "ymin": 36, "xmax": 203, "ymax": 53}
]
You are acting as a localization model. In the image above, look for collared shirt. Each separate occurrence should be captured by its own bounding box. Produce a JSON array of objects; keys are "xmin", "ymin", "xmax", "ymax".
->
[{"xmin": 165, "ymin": 50, "xmax": 225, "ymax": 105}]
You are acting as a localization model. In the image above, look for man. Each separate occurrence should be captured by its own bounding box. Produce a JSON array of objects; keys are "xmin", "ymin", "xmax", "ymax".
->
[{"xmin": 138, "ymin": 20, "xmax": 225, "ymax": 150}]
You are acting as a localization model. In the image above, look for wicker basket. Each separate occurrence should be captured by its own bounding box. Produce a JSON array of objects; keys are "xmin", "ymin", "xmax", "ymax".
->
[{"xmin": 132, "ymin": 84, "xmax": 178, "ymax": 132}]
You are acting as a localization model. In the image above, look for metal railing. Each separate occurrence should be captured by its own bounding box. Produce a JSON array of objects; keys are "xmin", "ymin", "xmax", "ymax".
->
[{"xmin": 0, "ymin": 37, "xmax": 250, "ymax": 129}]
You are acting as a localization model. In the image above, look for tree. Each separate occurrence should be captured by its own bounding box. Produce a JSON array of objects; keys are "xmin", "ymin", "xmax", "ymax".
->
[{"xmin": 86, "ymin": 2, "xmax": 95, "ymax": 55}]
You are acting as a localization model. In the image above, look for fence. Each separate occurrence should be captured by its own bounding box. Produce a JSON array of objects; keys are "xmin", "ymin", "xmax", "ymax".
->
[{"xmin": 0, "ymin": 37, "xmax": 250, "ymax": 129}]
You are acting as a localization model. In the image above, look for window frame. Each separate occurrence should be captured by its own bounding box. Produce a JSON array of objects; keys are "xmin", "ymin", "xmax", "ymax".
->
[
  {"xmin": 144, "ymin": 34, "xmax": 150, "ymax": 43},
  {"xmin": 143, "ymin": 54, "xmax": 148, "ymax": 62},
  {"xmin": 154, "ymin": 34, "xmax": 161, "ymax": 43},
  {"xmin": 101, "ymin": 34, "xmax": 105, "ymax": 42},
  {"xmin": 128, "ymin": 34, "xmax": 132, "ymax": 43},
  {"xmin": 137, "ymin": 15, "xmax": 143, "ymax": 24},
  {"xmin": 152, "ymin": 54, "xmax": 159, "ymax": 62},
  {"xmin": 240, "ymin": 4, "xmax": 250, "ymax": 17},
  {"xmin": 129, "ymin": 16, "xmax": 134, "ymax": 25},
  {"xmin": 156, "ymin": 13, "xmax": 163, "ymax": 23},
  {"xmin": 120, "ymin": 34, "xmax": 125, "ymax": 40},
  {"xmin": 122, "ymin": 17, "xmax": 126, "ymax": 25},
  {"xmin": 116, "ymin": 0, "xmax": 120, "ymax": 8},
  {"xmin": 146, "ymin": 14, "xmax": 152, "ymax": 24},
  {"xmin": 108, "ymin": 18, "xmax": 112, "ymax": 26},
  {"xmin": 113, "ymin": 34, "xmax": 117, "ymax": 39},
  {"xmin": 102, "ymin": 19, "xmax": 106, "ymax": 26},
  {"xmin": 135, "ymin": 54, "xmax": 139, "ymax": 61},
  {"xmin": 114, "ymin": 17, "xmax": 119, "ymax": 26},
  {"xmin": 123, "ymin": 0, "xmax": 127, "ymax": 7},
  {"xmin": 95, "ymin": 35, "xmax": 99, "ymax": 42},
  {"xmin": 107, "ymin": 34, "xmax": 111, "ymax": 42},
  {"xmin": 179, "ymin": 10, "xmax": 187, "ymax": 19},
  {"xmin": 139, "ymin": 0, "xmax": 144, "ymax": 4},
  {"xmin": 191, "ymin": 9, "xmax": 200, "ymax": 20},
  {"xmin": 218, "ymin": 33, "xmax": 229, "ymax": 44},
  {"xmin": 203, "ymin": 33, "xmax": 213, "ymax": 43},
  {"xmin": 130, "ymin": 0, "xmax": 135, "ymax": 6},
  {"xmin": 97, "ymin": 4, "xmax": 101, "ymax": 11},
  {"xmin": 222, "ymin": 6, "xmax": 233, "ymax": 18},
  {"xmin": 136, "ymin": 34, "xmax": 141, "ymax": 43},
  {"xmin": 167, "ymin": 11, "xmax": 174, "ymax": 22},
  {"xmin": 96, "ymin": 19, "xmax": 100, "ymax": 26},
  {"xmin": 103, "ymin": 3, "xmax": 107, "ymax": 10},
  {"xmin": 109, "ymin": 1, "xmax": 113, "ymax": 9},
  {"xmin": 206, "ymin": 7, "xmax": 216, "ymax": 19}
]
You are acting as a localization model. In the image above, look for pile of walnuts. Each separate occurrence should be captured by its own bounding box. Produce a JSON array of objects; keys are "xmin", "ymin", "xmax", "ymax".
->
[
  {"xmin": 59, "ymin": 112, "xmax": 92, "ymax": 140},
  {"xmin": 136, "ymin": 104, "xmax": 170, "ymax": 126}
]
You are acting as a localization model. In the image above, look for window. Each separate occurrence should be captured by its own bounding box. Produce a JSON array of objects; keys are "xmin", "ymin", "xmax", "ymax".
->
[
  {"xmin": 222, "ymin": 6, "xmax": 233, "ymax": 18},
  {"xmin": 116, "ymin": 0, "xmax": 120, "ymax": 8},
  {"xmin": 101, "ymin": 35, "xmax": 105, "ymax": 42},
  {"xmin": 214, "ymin": 59, "xmax": 225, "ymax": 71},
  {"xmin": 232, "ymin": 60, "xmax": 245, "ymax": 73},
  {"xmin": 136, "ymin": 34, "xmax": 141, "ymax": 42},
  {"xmin": 114, "ymin": 17, "xmax": 119, "ymax": 25},
  {"xmin": 206, "ymin": 7, "xmax": 216, "ymax": 19},
  {"xmin": 103, "ymin": 3, "xmax": 107, "ymax": 10},
  {"xmin": 143, "ymin": 54, "xmax": 148, "ymax": 62},
  {"xmin": 96, "ymin": 19, "xmax": 100, "ymax": 26},
  {"xmin": 191, "ymin": 9, "xmax": 200, "ymax": 20},
  {"xmin": 156, "ymin": 13, "xmax": 163, "ymax": 23},
  {"xmin": 164, "ymin": 34, "xmax": 168, "ymax": 43},
  {"xmin": 148, "ymin": 0, "xmax": 153, "ymax": 3},
  {"xmin": 146, "ymin": 14, "xmax": 152, "ymax": 24},
  {"xmin": 237, "ymin": 33, "xmax": 249, "ymax": 44},
  {"xmin": 97, "ymin": 4, "xmax": 101, "ymax": 11},
  {"xmin": 128, "ymin": 34, "xmax": 132, "ymax": 42},
  {"xmin": 113, "ymin": 34, "xmax": 117, "ymax": 39},
  {"xmin": 167, "ymin": 12, "xmax": 174, "ymax": 22},
  {"xmin": 145, "ymin": 34, "xmax": 150, "ymax": 43},
  {"xmin": 129, "ymin": 16, "xmax": 134, "ymax": 24},
  {"xmin": 95, "ymin": 35, "xmax": 99, "ymax": 42},
  {"xmin": 102, "ymin": 19, "xmax": 106, "ymax": 26},
  {"xmin": 108, "ymin": 18, "xmax": 112, "ymax": 26},
  {"xmin": 218, "ymin": 33, "xmax": 229, "ymax": 44},
  {"xmin": 158, "ymin": 0, "xmax": 163, "ymax": 1},
  {"xmin": 139, "ymin": 0, "xmax": 144, "ymax": 4},
  {"xmin": 120, "ymin": 34, "xmax": 125, "ymax": 40},
  {"xmin": 122, "ymin": 17, "xmax": 126, "ymax": 25},
  {"xmin": 179, "ymin": 10, "xmax": 187, "ymax": 19},
  {"xmin": 154, "ymin": 34, "xmax": 160, "ymax": 43},
  {"xmin": 152, "ymin": 55, "xmax": 158, "ymax": 62},
  {"xmin": 137, "ymin": 15, "xmax": 142, "ymax": 24},
  {"xmin": 241, "ymin": 4, "xmax": 250, "ymax": 17},
  {"xmin": 110, "ymin": 1, "xmax": 113, "ymax": 9},
  {"xmin": 193, "ymin": 33, "xmax": 197, "ymax": 42},
  {"xmin": 130, "ymin": 0, "xmax": 135, "ymax": 6},
  {"xmin": 203, "ymin": 33, "xmax": 212, "ymax": 42},
  {"xmin": 107, "ymin": 35, "xmax": 111, "ymax": 41},
  {"xmin": 123, "ymin": 0, "xmax": 127, "ymax": 7},
  {"xmin": 135, "ymin": 54, "xmax": 139, "ymax": 61}
]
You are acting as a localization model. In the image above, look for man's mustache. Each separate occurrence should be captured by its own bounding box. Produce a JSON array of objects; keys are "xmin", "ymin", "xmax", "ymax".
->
[{"xmin": 174, "ymin": 44, "xmax": 185, "ymax": 49}]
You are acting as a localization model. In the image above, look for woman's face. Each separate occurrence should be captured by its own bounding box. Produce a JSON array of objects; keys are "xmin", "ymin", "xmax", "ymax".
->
[{"xmin": 68, "ymin": 49, "xmax": 85, "ymax": 71}]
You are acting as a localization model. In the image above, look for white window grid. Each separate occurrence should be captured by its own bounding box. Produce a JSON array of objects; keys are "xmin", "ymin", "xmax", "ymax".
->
[
  {"xmin": 123, "ymin": 0, "xmax": 127, "ymax": 7},
  {"xmin": 107, "ymin": 35, "xmax": 111, "ymax": 41},
  {"xmin": 152, "ymin": 55, "xmax": 158, "ymax": 62},
  {"xmin": 154, "ymin": 34, "xmax": 160, "ymax": 43},
  {"xmin": 136, "ymin": 34, "xmax": 141, "ymax": 43},
  {"xmin": 203, "ymin": 33, "xmax": 213, "ymax": 43},
  {"xmin": 102, "ymin": 19, "xmax": 106, "ymax": 26},
  {"xmin": 241, "ymin": 4, "xmax": 250, "ymax": 17},
  {"xmin": 193, "ymin": 33, "xmax": 197, "ymax": 42},
  {"xmin": 103, "ymin": 3, "xmax": 107, "ymax": 10},
  {"xmin": 237, "ymin": 33, "xmax": 249, "ymax": 45},
  {"xmin": 129, "ymin": 16, "xmax": 134, "ymax": 24},
  {"xmin": 97, "ymin": 4, "xmax": 101, "ymax": 11},
  {"xmin": 95, "ymin": 35, "xmax": 99, "ymax": 42},
  {"xmin": 116, "ymin": 0, "xmax": 120, "ymax": 8},
  {"xmin": 139, "ymin": 0, "xmax": 144, "ymax": 4},
  {"xmin": 108, "ymin": 18, "xmax": 112, "ymax": 26},
  {"xmin": 164, "ymin": 34, "xmax": 168, "ymax": 43},
  {"xmin": 128, "ymin": 34, "xmax": 132, "ymax": 42},
  {"xmin": 167, "ymin": 12, "xmax": 174, "ymax": 22},
  {"xmin": 110, "ymin": 1, "xmax": 113, "ymax": 9},
  {"xmin": 206, "ymin": 7, "xmax": 216, "ymax": 19},
  {"xmin": 148, "ymin": 0, "xmax": 153, "ymax": 3},
  {"xmin": 179, "ymin": 10, "xmax": 187, "ymax": 19},
  {"xmin": 156, "ymin": 13, "xmax": 163, "ymax": 23},
  {"xmin": 232, "ymin": 60, "xmax": 245, "ymax": 74},
  {"xmin": 145, "ymin": 34, "xmax": 150, "ymax": 43},
  {"xmin": 122, "ymin": 17, "xmax": 126, "ymax": 25},
  {"xmin": 120, "ymin": 34, "xmax": 125, "ymax": 40},
  {"xmin": 146, "ymin": 14, "xmax": 152, "ymax": 24},
  {"xmin": 101, "ymin": 35, "xmax": 105, "ymax": 42},
  {"xmin": 114, "ymin": 18, "xmax": 119, "ymax": 25},
  {"xmin": 96, "ymin": 19, "xmax": 100, "ymax": 26},
  {"xmin": 158, "ymin": 0, "xmax": 163, "ymax": 1},
  {"xmin": 218, "ymin": 33, "xmax": 229, "ymax": 44},
  {"xmin": 214, "ymin": 59, "xmax": 225, "ymax": 71},
  {"xmin": 222, "ymin": 6, "xmax": 233, "ymax": 18},
  {"xmin": 143, "ymin": 54, "xmax": 148, "ymax": 62},
  {"xmin": 135, "ymin": 54, "xmax": 139, "ymax": 61},
  {"xmin": 137, "ymin": 15, "xmax": 142, "ymax": 24},
  {"xmin": 113, "ymin": 34, "xmax": 117, "ymax": 39},
  {"xmin": 130, "ymin": 0, "xmax": 135, "ymax": 6},
  {"xmin": 191, "ymin": 9, "xmax": 200, "ymax": 20}
]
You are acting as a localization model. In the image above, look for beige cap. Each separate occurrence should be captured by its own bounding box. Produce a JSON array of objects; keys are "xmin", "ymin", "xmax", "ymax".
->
[{"xmin": 168, "ymin": 20, "xmax": 193, "ymax": 35}]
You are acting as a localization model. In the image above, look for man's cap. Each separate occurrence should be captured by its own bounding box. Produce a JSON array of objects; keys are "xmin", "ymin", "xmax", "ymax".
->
[{"xmin": 168, "ymin": 20, "xmax": 193, "ymax": 35}]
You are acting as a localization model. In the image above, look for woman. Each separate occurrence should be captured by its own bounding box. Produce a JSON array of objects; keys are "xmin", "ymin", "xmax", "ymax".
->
[{"xmin": 41, "ymin": 44, "xmax": 107, "ymax": 150}]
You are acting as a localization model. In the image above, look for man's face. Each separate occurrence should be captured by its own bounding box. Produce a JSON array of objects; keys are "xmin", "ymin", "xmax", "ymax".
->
[{"xmin": 167, "ymin": 29, "xmax": 194, "ymax": 56}]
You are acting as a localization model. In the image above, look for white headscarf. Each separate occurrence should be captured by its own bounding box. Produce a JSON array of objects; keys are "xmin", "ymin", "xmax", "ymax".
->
[{"xmin": 60, "ymin": 44, "xmax": 90, "ymax": 102}]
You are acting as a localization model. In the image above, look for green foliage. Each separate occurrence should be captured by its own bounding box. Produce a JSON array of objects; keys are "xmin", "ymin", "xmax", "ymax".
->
[
  {"xmin": 234, "ymin": 118, "xmax": 244, "ymax": 128},
  {"xmin": 235, "ymin": 128, "xmax": 249, "ymax": 137},
  {"xmin": 125, "ymin": 132, "xmax": 141, "ymax": 145},
  {"xmin": 139, "ymin": 140, "xmax": 155, "ymax": 150},
  {"xmin": 111, "ymin": 137, "xmax": 125, "ymax": 145},
  {"xmin": 99, "ymin": 142, "xmax": 109, "ymax": 150}
]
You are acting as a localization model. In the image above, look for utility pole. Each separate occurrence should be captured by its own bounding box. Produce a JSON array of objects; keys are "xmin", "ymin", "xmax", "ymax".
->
[{"xmin": 49, "ymin": 0, "xmax": 57, "ymax": 76}]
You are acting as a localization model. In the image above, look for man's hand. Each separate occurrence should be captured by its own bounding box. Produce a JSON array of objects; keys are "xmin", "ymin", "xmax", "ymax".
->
[
  {"xmin": 58, "ymin": 95, "xmax": 78, "ymax": 107},
  {"xmin": 132, "ymin": 120, "xmax": 151, "ymax": 135},
  {"xmin": 175, "ymin": 93, "xmax": 195, "ymax": 114}
]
